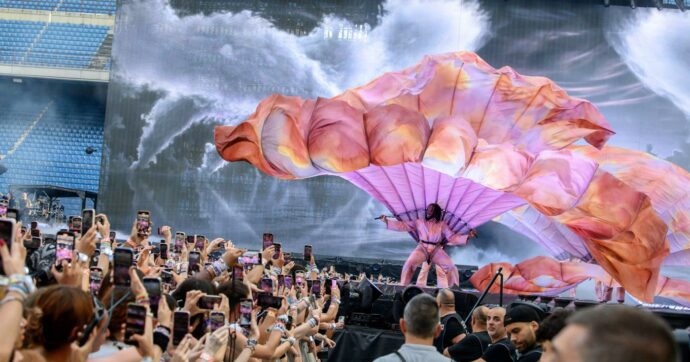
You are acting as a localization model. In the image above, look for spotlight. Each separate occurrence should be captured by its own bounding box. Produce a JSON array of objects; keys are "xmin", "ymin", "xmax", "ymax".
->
[{"xmin": 675, "ymin": 0, "xmax": 686, "ymax": 11}]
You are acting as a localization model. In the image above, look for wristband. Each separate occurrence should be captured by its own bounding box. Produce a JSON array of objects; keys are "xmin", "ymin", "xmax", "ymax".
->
[
  {"xmin": 77, "ymin": 252, "xmax": 90, "ymax": 263},
  {"xmin": 331, "ymin": 297, "xmax": 341, "ymax": 305},
  {"xmin": 0, "ymin": 295, "xmax": 24, "ymax": 307},
  {"xmin": 212, "ymin": 259, "xmax": 228, "ymax": 274},
  {"xmin": 307, "ymin": 317, "xmax": 318, "ymax": 328},
  {"xmin": 277, "ymin": 314, "xmax": 289, "ymax": 324},
  {"xmin": 287, "ymin": 336, "xmax": 296, "ymax": 346},
  {"xmin": 246, "ymin": 339, "xmax": 257, "ymax": 352},
  {"xmin": 331, "ymin": 323, "xmax": 337, "ymax": 330},
  {"xmin": 153, "ymin": 330, "xmax": 170, "ymax": 351},
  {"xmin": 198, "ymin": 352, "xmax": 214, "ymax": 362}
]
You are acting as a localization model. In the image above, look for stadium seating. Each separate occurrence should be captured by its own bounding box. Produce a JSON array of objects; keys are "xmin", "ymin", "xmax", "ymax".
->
[
  {"xmin": 0, "ymin": 104, "xmax": 104, "ymax": 205},
  {"xmin": 0, "ymin": 20, "xmax": 109, "ymax": 69},
  {"xmin": 0, "ymin": 0, "xmax": 116, "ymax": 14}
]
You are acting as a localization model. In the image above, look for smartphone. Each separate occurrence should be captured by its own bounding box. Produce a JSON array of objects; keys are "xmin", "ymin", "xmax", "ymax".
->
[
  {"xmin": 338, "ymin": 316, "xmax": 345, "ymax": 324},
  {"xmin": 296, "ymin": 276, "xmax": 304, "ymax": 286},
  {"xmin": 240, "ymin": 298, "xmax": 253, "ymax": 327},
  {"xmin": 136, "ymin": 211, "xmax": 151, "ymax": 236},
  {"xmin": 277, "ymin": 274, "xmax": 285, "ymax": 288},
  {"xmin": 304, "ymin": 244, "xmax": 312, "ymax": 261},
  {"xmin": 25, "ymin": 235, "xmax": 41, "ymax": 249},
  {"xmin": 89, "ymin": 267, "xmax": 103, "ymax": 294},
  {"xmin": 109, "ymin": 231, "xmax": 116, "ymax": 241},
  {"xmin": 82, "ymin": 209, "xmax": 95, "ymax": 235},
  {"xmin": 306, "ymin": 279, "xmax": 313, "ymax": 292},
  {"xmin": 273, "ymin": 242, "xmax": 281, "ymax": 259},
  {"xmin": 258, "ymin": 293, "xmax": 282, "ymax": 309},
  {"xmin": 90, "ymin": 249, "xmax": 100, "ymax": 268},
  {"xmin": 239, "ymin": 250, "xmax": 261, "ymax": 266},
  {"xmin": 143, "ymin": 277, "xmax": 161, "ymax": 314},
  {"xmin": 262, "ymin": 233, "xmax": 273, "ymax": 250},
  {"xmin": 209, "ymin": 311, "xmax": 225, "ymax": 332},
  {"xmin": 113, "ymin": 247, "xmax": 134, "ymax": 287},
  {"xmin": 233, "ymin": 265, "xmax": 244, "ymax": 281},
  {"xmin": 284, "ymin": 276, "xmax": 293, "ymax": 289},
  {"xmin": 173, "ymin": 311, "xmax": 190, "ymax": 346},
  {"xmin": 159, "ymin": 243, "xmax": 168, "ymax": 259},
  {"xmin": 124, "ymin": 303, "xmax": 147, "ymax": 345},
  {"xmin": 194, "ymin": 235, "xmax": 205, "ymax": 250},
  {"xmin": 6, "ymin": 208, "xmax": 18, "ymax": 221},
  {"xmin": 311, "ymin": 280, "xmax": 321, "ymax": 297},
  {"xmin": 325, "ymin": 278, "xmax": 332, "ymax": 295},
  {"xmin": 283, "ymin": 252, "xmax": 291, "ymax": 263},
  {"xmin": 30, "ymin": 221, "xmax": 38, "ymax": 230},
  {"xmin": 197, "ymin": 295, "xmax": 221, "ymax": 310},
  {"xmin": 0, "ymin": 218, "xmax": 16, "ymax": 275},
  {"xmin": 56, "ymin": 231, "xmax": 75, "ymax": 264},
  {"xmin": 0, "ymin": 200, "xmax": 7, "ymax": 217},
  {"xmin": 260, "ymin": 278, "xmax": 273, "ymax": 294},
  {"xmin": 160, "ymin": 269, "xmax": 173, "ymax": 284},
  {"xmin": 189, "ymin": 251, "xmax": 201, "ymax": 273},
  {"xmin": 70, "ymin": 216, "xmax": 82, "ymax": 234}
]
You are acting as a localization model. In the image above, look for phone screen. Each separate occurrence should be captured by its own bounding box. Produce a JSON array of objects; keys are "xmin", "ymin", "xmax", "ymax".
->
[
  {"xmin": 194, "ymin": 235, "xmax": 205, "ymax": 250},
  {"xmin": 262, "ymin": 233, "xmax": 273, "ymax": 250},
  {"xmin": 284, "ymin": 276, "xmax": 293, "ymax": 289},
  {"xmin": 160, "ymin": 243, "xmax": 168, "ymax": 259},
  {"xmin": 82, "ymin": 209, "xmax": 94, "ymax": 235},
  {"xmin": 304, "ymin": 245, "xmax": 312, "ymax": 261},
  {"xmin": 124, "ymin": 304, "xmax": 147, "ymax": 345},
  {"xmin": 136, "ymin": 211, "xmax": 150, "ymax": 236},
  {"xmin": 31, "ymin": 221, "xmax": 38, "ymax": 230},
  {"xmin": 175, "ymin": 233, "xmax": 185, "ymax": 252},
  {"xmin": 89, "ymin": 268, "xmax": 103, "ymax": 294},
  {"xmin": 0, "ymin": 201, "xmax": 7, "ymax": 217},
  {"xmin": 189, "ymin": 251, "xmax": 201, "ymax": 273},
  {"xmin": 311, "ymin": 280, "xmax": 321, "ymax": 297},
  {"xmin": 260, "ymin": 278, "xmax": 273, "ymax": 294},
  {"xmin": 71, "ymin": 217, "xmax": 82, "ymax": 233},
  {"xmin": 277, "ymin": 274, "xmax": 285, "ymax": 288},
  {"xmin": 56, "ymin": 233, "xmax": 75, "ymax": 263},
  {"xmin": 109, "ymin": 231, "xmax": 116, "ymax": 241},
  {"xmin": 113, "ymin": 248, "xmax": 133, "ymax": 286},
  {"xmin": 197, "ymin": 295, "xmax": 221, "ymax": 310},
  {"xmin": 273, "ymin": 243, "xmax": 281, "ymax": 259},
  {"xmin": 173, "ymin": 311, "xmax": 190, "ymax": 346},
  {"xmin": 209, "ymin": 312, "xmax": 225, "ymax": 332},
  {"xmin": 143, "ymin": 278, "xmax": 161, "ymax": 313},
  {"xmin": 239, "ymin": 251, "xmax": 260, "ymax": 266},
  {"xmin": 240, "ymin": 299, "xmax": 252, "ymax": 327},
  {"xmin": 258, "ymin": 293, "xmax": 282, "ymax": 309},
  {"xmin": 233, "ymin": 266, "xmax": 244, "ymax": 281}
]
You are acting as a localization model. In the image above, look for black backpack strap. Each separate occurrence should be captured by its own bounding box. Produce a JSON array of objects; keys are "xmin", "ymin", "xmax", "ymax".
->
[{"xmin": 394, "ymin": 350, "xmax": 407, "ymax": 362}]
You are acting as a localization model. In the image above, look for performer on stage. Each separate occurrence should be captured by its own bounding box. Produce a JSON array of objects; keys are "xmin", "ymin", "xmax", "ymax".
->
[{"xmin": 378, "ymin": 203, "xmax": 476, "ymax": 287}]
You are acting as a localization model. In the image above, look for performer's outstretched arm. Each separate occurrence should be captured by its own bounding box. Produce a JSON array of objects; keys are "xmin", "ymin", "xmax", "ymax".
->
[
  {"xmin": 378, "ymin": 215, "xmax": 413, "ymax": 232},
  {"xmin": 442, "ymin": 223, "xmax": 470, "ymax": 246}
]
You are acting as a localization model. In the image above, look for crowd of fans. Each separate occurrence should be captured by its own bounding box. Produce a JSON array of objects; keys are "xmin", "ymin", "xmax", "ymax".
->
[{"xmin": 0, "ymin": 207, "xmax": 682, "ymax": 362}]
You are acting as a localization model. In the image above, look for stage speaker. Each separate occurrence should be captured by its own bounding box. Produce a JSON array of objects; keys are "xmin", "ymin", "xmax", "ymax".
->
[
  {"xmin": 458, "ymin": 268, "xmax": 476, "ymax": 289},
  {"xmin": 452, "ymin": 290, "xmax": 479, "ymax": 321},
  {"xmin": 371, "ymin": 294, "xmax": 396, "ymax": 326}
]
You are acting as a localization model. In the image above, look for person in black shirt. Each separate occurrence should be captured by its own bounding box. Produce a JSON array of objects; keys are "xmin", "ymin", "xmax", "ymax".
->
[
  {"xmin": 535, "ymin": 308, "xmax": 571, "ymax": 360},
  {"xmin": 477, "ymin": 306, "xmax": 516, "ymax": 362},
  {"xmin": 444, "ymin": 306, "xmax": 491, "ymax": 362},
  {"xmin": 433, "ymin": 289, "xmax": 467, "ymax": 352},
  {"xmin": 504, "ymin": 305, "xmax": 542, "ymax": 362}
]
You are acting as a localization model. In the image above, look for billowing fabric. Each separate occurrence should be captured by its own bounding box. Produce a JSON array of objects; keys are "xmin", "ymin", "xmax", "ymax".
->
[
  {"xmin": 216, "ymin": 51, "xmax": 673, "ymax": 301},
  {"xmin": 470, "ymin": 256, "xmax": 690, "ymax": 307}
]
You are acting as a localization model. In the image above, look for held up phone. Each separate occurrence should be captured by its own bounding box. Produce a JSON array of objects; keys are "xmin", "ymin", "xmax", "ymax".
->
[
  {"xmin": 124, "ymin": 303, "xmax": 147, "ymax": 345},
  {"xmin": 30, "ymin": 228, "xmax": 40, "ymax": 237},
  {"xmin": 296, "ymin": 275, "xmax": 304, "ymax": 286},
  {"xmin": 239, "ymin": 298, "xmax": 253, "ymax": 327},
  {"xmin": 25, "ymin": 234, "xmax": 41, "ymax": 249},
  {"xmin": 56, "ymin": 231, "xmax": 75, "ymax": 264},
  {"xmin": 272, "ymin": 242, "xmax": 281, "ymax": 259},
  {"xmin": 262, "ymin": 233, "xmax": 273, "ymax": 250},
  {"xmin": 284, "ymin": 276, "xmax": 293, "ymax": 289},
  {"xmin": 209, "ymin": 311, "xmax": 225, "ymax": 332},
  {"xmin": 90, "ymin": 249, "xmax": 100, "ymax": 268},
  {"xmin": 186, "ymin": 235, "xmax": 194, "ymax": 244},
  {"xmin": 70, "ymin": 216, "xmax": 82, "ymax": 234},
  {"xmin": 109, "ymin": 231, "xmax": 116, "ymax": 241},
  {"xmin": 89, "ymin": 267, "xmax": 103, "ymax": 295},
  {"xmin": 136, "ymin": 211, "xmax": 151, "ymax": 236},
  {"xmin": 238, "ymin": 250, "xmax": 261, "ymax": 266},
  {"xmin": 175, "ymin": 232, "xmax": 185, "ymax": 253},
  {"xmin": 338, "ymin": 316, "xmax": 345, "ymax": 324},
  {"xmin": 325, "ymin": 278, "xmax": 332, "ymax": 295},
  {"xmin": 283, "ymin": 252, "xmax": 291, "ymax": 263},
  {"xmin": 159, "ymin": 243, "xmax": 169, "ymax": 259},
  {"xmin": 161, "ymin": 269, "xmax": 173, "ymax": 284},
  {"xmin": 257, "ymin": 293, "xmax": 282, "ymax": 309},
  {"xmin": 233, "ymin": 265, "xmax": 244, "ymax": 281},
  {"xmin": 0, "ymin": 218, "xmax": 16, "ymax": 275},
  {"xmin": 0, "ymin": 199, "xmax": 7, "ymax": 217},
  {"xmin": 304, "ymin": 244, "xmax": 312, "ymax": 261},
  {"xmin": 6, "ymin": 208, "xmax": 18, "ymax": 221},
  {"xmin": 311, "ymin": 280, "xmax": 321, "ymax": 297},
  {"xmin": 113, "ymin": 247, "xmax": 134, "ymax": 287},
  {"xmin": 188, "ymin": 251, "xmax": 201, "ymax": 273},
  {"xmin": 260, "ymin": 278, "xmax": 273, "ymax": 293},
  {"xmin": 30, "ymin": 221, "xmax": 38, "ymax": 230},
  {"xmin": 306, "ymin": 279, "xmax": 313, "ymax": 292},
  {"xmin": 82, "ymin": 209, "xmax": 95, "ymax": 235},
  {"xmin": 277, "ymin": 274, "xmax": 285, "ymax": 288},
  {"xmin": 143, "ymin": 277, "xmax": 162, "ymax": 314},
  {"xmin": 173, "ymin": 311, "xmax": 190, "ymax": 346},
  {"xmin": 194, "ymin": 235, "xmax": 205, "ymax": 250},
  {"xmin": 197, "ymin": 295, "xmax": 222, "ymax": 309}
]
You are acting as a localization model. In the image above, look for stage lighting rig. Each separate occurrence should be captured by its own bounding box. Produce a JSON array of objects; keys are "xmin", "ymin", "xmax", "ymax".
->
[{"xmin": 675, "ymin": 0, "xmax": 686, "ymax": 11}]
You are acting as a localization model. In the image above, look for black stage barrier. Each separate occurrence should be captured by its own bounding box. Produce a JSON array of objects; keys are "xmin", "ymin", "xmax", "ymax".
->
[{"xmin": 329, "ymin": 326, "xmax": 405, "ymax": 362}]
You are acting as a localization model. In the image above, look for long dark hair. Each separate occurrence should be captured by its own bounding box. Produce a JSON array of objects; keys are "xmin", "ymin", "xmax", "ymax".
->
[{"xmin": 426, "ymin": 203, "xmax": 443, "ymax": 222}]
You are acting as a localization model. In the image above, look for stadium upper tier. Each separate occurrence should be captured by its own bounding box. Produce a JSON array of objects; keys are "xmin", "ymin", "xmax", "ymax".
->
[
  {"xmin": 0, "ymin": 0, "xmax": 116, "ymax": 14},
  {"xmin": 0, "ymin": 20, "xmax": 109, "ymax": 69}
]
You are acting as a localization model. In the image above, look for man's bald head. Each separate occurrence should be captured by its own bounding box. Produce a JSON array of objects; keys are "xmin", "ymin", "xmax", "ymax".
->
[
  {"xmin": 471, "ymin": 306, "xmax": 489, "ymax": 332},
  {"xmin": 437, "ymin": 288, "xmax": 455, "ymax": 306}
]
